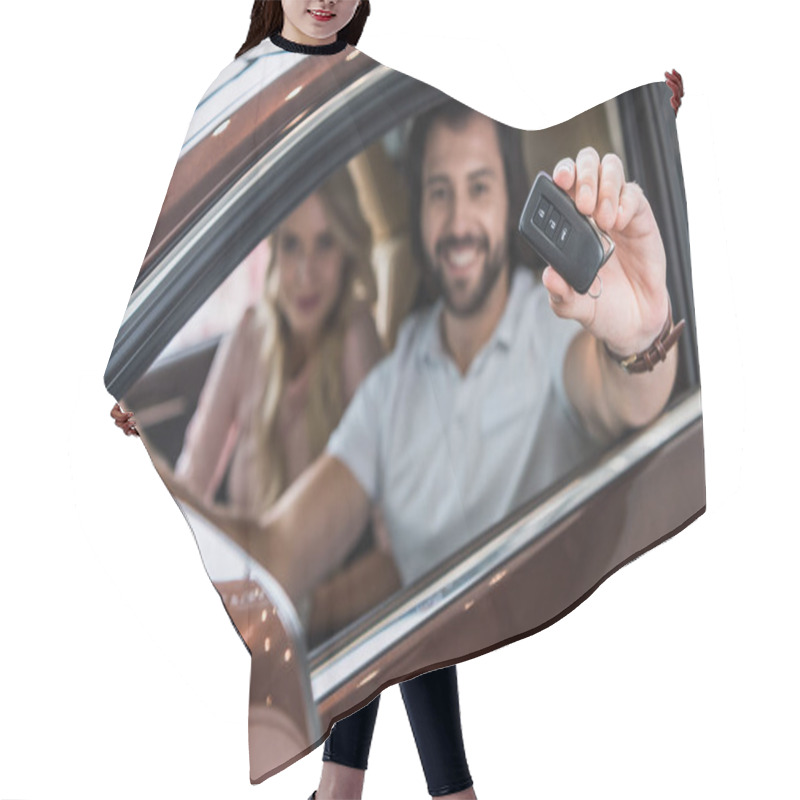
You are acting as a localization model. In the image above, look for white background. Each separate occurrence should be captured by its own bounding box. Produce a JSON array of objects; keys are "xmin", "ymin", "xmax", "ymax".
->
[{"xmin": 1, "ymin": 1, "xmax": 797, "ymax": 798}]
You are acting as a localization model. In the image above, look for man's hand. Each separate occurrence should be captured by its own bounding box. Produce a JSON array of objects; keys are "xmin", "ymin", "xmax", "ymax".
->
[{"xmin": 544, "ymin": 147, "xmax": 670, "ymax": 355}]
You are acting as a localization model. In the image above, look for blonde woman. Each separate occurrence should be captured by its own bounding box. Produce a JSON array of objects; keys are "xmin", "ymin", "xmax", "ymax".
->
[
  {"xmin": 174, "ymin": 169, "xmax": 381, "ymax": 522},
  {"xmin": 112, "ymin": 166, "xmax": 398, "ymax": 635}
]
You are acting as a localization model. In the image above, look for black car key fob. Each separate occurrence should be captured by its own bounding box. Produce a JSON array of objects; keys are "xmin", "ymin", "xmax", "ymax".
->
[{"xmin": 518, "ymin": 171, "xmax": 614, "ymax": 295}]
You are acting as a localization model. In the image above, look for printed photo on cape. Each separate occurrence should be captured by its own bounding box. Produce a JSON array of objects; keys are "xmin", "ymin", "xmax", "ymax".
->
[{"xmin": 105, "ymin": 36, "xmax": 704, "ymax": 782}]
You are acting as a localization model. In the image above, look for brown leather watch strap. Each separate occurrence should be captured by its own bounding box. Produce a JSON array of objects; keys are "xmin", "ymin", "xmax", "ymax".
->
[{"xmin": 604, "ymin": 301, "xmax": 686, "ymax": 374}]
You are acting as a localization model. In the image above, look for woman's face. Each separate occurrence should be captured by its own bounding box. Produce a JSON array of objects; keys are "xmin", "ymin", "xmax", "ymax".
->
[
  {"xmin": 280, "ymin": 0, "xmax": 361, "ymax": 45},
  {"xmin": 275, "ymin": 193, "xmax": 346, "ymax": 343}
]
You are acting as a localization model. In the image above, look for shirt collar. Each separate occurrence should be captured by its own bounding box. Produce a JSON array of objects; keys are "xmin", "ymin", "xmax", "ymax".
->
[{"xmin": 419, "ymin": 266, "xmax": 534, "ymax": 367}]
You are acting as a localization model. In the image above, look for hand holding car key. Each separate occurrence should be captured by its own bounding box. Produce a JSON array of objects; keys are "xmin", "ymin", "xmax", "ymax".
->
[
  {"xmin": 519, "ymin": 171, "xmax": 614, "ymax": 296},
  {"xmin": 520, "ymin": 148, "xmax": 672, "ymax": 360}
]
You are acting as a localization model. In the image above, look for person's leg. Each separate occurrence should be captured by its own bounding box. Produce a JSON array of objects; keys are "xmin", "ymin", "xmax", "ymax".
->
[
  {"xmin": 316, "ymin": 695, "xmax": 381, "ymax": 800},
  {"xmin": 400, "ymin": 665, "xmax": 476, "ymax": 799}
]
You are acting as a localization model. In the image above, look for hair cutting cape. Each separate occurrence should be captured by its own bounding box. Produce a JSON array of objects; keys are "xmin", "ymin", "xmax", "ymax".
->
[{"xmin": 104, "ymin": 33, "xmax": 704, "ymax": 784}]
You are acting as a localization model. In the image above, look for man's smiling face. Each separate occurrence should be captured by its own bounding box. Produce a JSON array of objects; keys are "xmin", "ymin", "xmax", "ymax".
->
[{"xmin": 420, "ymin": 111, "xmax": 510, "ymax": 318}]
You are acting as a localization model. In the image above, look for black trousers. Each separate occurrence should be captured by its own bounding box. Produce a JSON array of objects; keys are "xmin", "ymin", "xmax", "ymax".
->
[{"xmin": 322, "ymin": 664, "xmax": 473, "ymax": 797}]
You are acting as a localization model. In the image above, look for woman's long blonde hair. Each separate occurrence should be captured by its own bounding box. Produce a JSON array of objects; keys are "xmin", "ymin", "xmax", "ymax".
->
[{"xmin": 252, "ymin": 168, "xmax": 375, "ymax": 513}]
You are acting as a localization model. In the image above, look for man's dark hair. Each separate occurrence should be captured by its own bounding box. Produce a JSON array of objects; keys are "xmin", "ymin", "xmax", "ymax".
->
[{"xmin": 404, "ymin": 99, "xmax": 541, "ymax": 309}]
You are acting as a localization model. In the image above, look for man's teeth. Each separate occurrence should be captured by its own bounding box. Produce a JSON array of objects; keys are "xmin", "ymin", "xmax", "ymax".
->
[{"xmin": 447, "ymin": 247, "xmax": 478, "ymax": 267}]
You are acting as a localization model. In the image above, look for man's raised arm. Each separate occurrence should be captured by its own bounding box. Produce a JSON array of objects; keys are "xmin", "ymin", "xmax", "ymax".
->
[{"xmin": 543, "ymin": 147, "xmax": 680, "ymax": 443}]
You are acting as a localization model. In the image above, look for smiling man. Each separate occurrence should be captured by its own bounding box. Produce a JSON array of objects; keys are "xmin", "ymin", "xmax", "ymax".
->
[
  {"xmin": 292, "ymin": 98, "xmax": 678, "ymax": 597},
  {"xmin": 422, "ymin": 113, "xmax": 510, "ymax": 317},
  {"xmin": 415, "ymin": 110, "xmax": 516, "ymax": 378},
  {"xmin": 298, "ymin": 98, "xmax": 684, "ymax": 800},
  {"xmin": 303, "ymin": 101, "xmax": 684, "ymax": 800}
]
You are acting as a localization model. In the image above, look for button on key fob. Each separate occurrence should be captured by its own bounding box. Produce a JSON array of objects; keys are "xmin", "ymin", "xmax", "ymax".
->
[{"xmin": 518, "ymin": 171, "xmax": 614, "ymax": 295}]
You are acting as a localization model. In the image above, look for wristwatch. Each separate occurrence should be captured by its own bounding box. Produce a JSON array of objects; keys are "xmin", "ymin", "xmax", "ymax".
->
[{"xmin": 604, "ymin": 300, "xmax": 686, "ymax": 374}]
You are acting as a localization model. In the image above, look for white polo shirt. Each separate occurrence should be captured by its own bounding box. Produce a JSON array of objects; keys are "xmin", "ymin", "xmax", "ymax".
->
[{"xmin": 326, "ymin": 266, "xmax": 602, "ymax": 586}]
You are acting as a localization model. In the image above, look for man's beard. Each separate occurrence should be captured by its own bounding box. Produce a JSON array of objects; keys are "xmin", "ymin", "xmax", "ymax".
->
[{"xmin": 428, "ymin": 232, "xmax": 508, "ymax": 318}]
